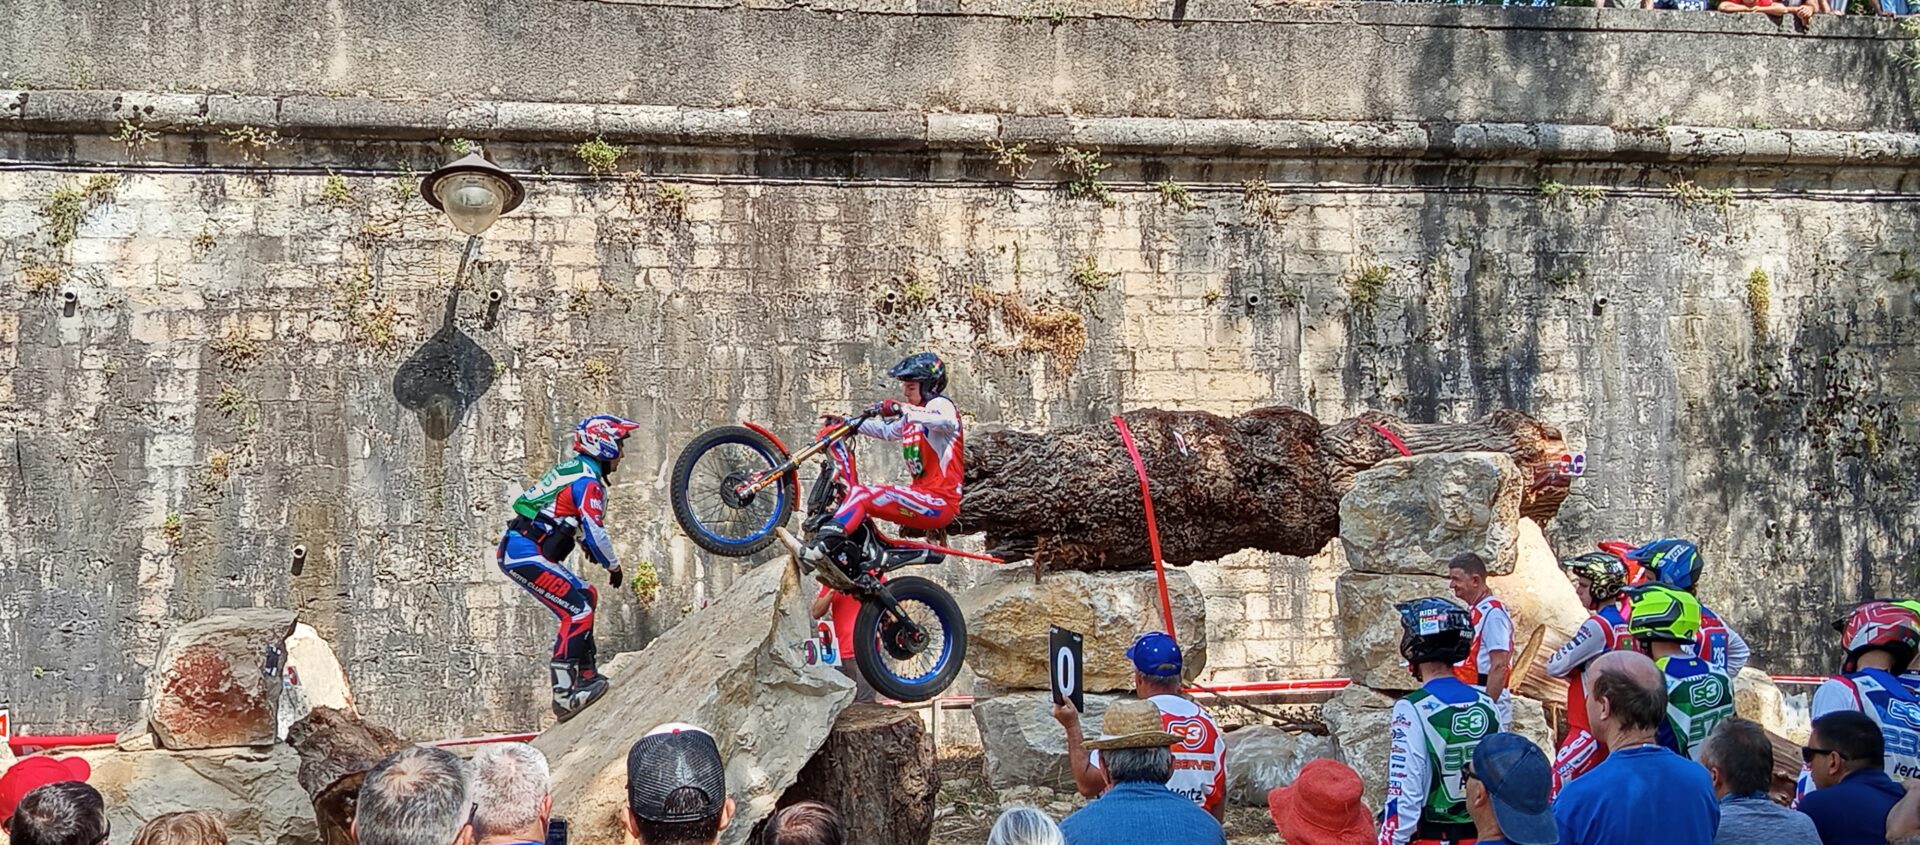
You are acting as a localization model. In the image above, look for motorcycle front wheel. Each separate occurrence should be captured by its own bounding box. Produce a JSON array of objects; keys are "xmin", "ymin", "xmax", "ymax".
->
[
  {"xmin": 669, "ymin": 425, "xmax": 793, "ymax": 557},
  {"xmin": 853, "ymin": 576, "xmax": 968, "ymax": 703}
]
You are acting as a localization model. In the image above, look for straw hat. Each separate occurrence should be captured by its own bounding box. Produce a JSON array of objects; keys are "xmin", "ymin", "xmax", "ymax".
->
[{"xmin": 1085, "ymin": 699, "xmax": 1180, "ymax": 750}]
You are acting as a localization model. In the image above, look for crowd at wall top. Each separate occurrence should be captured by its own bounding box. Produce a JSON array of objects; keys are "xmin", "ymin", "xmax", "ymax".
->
[{"xmin": 1392, "ymin": 0, "xmax": 1913, "ymax": 21}]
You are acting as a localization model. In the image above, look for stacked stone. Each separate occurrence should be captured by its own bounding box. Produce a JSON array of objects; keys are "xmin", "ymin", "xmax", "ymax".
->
[
  {"xmin": 964, "ymin": 570, "xmax": 1208, "ymax": 791},
  {"xmin": 68, "ymin": 609, "xmax": 326, "ymax": 845},
  {"xmin": 1321, "ymin": 453, "xmax": 1570, "ymax": 806}
]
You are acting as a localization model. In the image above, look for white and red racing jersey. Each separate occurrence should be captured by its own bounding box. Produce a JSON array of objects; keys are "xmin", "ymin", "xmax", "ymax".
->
[
  {"xmin": 1090, "ymin": 694, "xmax": 1227, "ymax": 814},
  {"xmin": 859, "ymin": 395, "xmax": 964, "ymax": 499}
]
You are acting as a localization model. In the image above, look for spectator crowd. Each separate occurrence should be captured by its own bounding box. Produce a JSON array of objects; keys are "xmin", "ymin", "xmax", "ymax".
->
[{"xmin": 4, "ymin": 537, "xmax": 1920, "ymax": 845}]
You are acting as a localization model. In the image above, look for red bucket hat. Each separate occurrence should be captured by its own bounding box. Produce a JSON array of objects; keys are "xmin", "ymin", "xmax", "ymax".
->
[
  {"xmin": 1268, "ymin": 758, "xmax": 1376, "ymax": 845},
  {"xmin": 0, "ymin": 755, "xmax": 93, "ymax": 823}
]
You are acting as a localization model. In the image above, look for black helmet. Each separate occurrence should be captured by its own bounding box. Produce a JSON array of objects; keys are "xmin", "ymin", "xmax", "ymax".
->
[
  {"xmin": 888, "ymin": 352, "xmax": 948, "ymax": 396},
  {"xmin": 1396, "ymin": 597, "xmax": 1475, "ymax": 666}
]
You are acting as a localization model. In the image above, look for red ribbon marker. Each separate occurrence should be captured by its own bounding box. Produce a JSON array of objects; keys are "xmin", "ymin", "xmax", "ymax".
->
[{"xmin": 1112, "ymin": 415, "xmax": 1177, "ymax": 641}]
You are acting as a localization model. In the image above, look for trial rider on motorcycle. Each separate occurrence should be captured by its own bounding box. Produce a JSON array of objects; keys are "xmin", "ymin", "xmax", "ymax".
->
[
  {"xmin": 499, "ymin": 414, "xmax": 640, "ymax": 722},
  {"xmin": 802, "ymin": 353, "xmax": 963, "ymax": 570}
]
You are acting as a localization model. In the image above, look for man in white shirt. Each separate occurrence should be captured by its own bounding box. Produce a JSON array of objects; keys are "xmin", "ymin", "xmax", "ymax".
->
[
  {"xmin": 1053, "ymin": 631, "xmax": 1227, "ymax": 822},
  {"xmin": 1448, "ymin": 552, "xmax": 1514, "ymax": 730}
]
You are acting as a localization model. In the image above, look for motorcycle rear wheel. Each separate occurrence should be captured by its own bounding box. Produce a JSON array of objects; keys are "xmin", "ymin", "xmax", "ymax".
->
[
  {"xmin": 852, "ymin": 576, "xmax": 968, "ymax": 703},
  {"xmin": 669, "ymin": 425, "xmax": 793, "ymax": 557}
]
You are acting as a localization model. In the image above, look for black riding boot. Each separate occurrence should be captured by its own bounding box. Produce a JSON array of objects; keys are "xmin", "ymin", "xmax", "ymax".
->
[{"xmin": 549, "ymin": 659, "xmax": 610, "ymax": 723}]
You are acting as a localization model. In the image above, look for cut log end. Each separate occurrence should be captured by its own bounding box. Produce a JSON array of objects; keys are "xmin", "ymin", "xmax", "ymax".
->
[{"xmin": 760, "ymin": 703, "xmax": 939, "ymax": 845}]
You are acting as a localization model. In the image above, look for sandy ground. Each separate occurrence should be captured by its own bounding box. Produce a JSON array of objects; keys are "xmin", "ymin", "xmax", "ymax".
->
[{"xmin": 929, "ymin": 746, "xmax": 1285, "ymax": 845}]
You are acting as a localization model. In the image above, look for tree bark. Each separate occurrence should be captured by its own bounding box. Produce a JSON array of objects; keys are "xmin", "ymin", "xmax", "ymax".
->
[
  {"xmin": 954, "ymin": 407, "xmax": 1572, "ymax": 571},
  {"xmin": 759, "ymin": 703, "xmax": 939, "ymax": 845},
  {"xmin": 286, "ymin": 707, "xmax": 409, "ymax": 845}
]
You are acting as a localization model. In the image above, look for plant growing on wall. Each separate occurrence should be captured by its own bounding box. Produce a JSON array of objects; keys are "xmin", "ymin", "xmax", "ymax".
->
[
  {"xmin": 321, "ymin": 171, "xmax": 354, "ymax": 208},
  {"xmin": 211, "ymin": 328, "xmax": 263, "ymax": 369},
  {"xmin": 1156, "ymin": 180, "xmax": 1195, "ymax": 210},
  {"xmin": 1746, "ymin": 268, "xmax": 1771, "ymax": 342},
  {"xmin": 1344, "ymin": 259, "xmax": 1392, "ymax": 311},
  {"xmin": 1057, "ymin": 147, "xmax": 1113, "ymax": 207},
  {"xmin": 1242, "ymin": 179, "xmax": 1288, "ymax": 226},
  {"xmin": 989, "ymin": 140, "xmax": 1034, "ymax": 178},
  {"xmin": 576, "ymin": 137, "xmax": 626, "ymax": 177},
  {"xmin": 1070, "ymin": 255, "xmax": 1114, "ymax": 310}
]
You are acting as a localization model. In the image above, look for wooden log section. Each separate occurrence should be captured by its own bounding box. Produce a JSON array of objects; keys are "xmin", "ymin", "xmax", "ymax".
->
[
  {"xmin": 757, "ymin": 703, "xmax": 940, "ymax": 845},
  {"xmin": 286, "ymin": 707, "xmax": 409, "ymax": 845},
  {"xmin": 953, "ymin": 407, "xmax": 1572, "ymax": 571}
]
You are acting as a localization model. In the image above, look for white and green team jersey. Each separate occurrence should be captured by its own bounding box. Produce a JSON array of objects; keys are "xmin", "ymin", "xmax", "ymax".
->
[
  {"xmin": 1381, "ymin": 680, "xmax": 1498, "ymax": 845},
  {"xmin": 513, "ymin": 457, "xmax": 600, "ymax": 519},
  {"xmin": 1655, "ymin": 655, "xmax": 1734, "ymax": 762}
]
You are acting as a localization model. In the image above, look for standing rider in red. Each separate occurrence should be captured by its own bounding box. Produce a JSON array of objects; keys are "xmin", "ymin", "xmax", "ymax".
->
[
  {"xmin": 500, "ymin": 414, "xmax": 640, "ymax": 722},
  {"xmin": 802, "ymin": 353, "xmax": 963, "ymax": 570}
]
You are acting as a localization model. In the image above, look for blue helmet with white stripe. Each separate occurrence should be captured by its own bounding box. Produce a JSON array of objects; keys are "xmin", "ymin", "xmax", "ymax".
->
[{"xmin": 1626, "ymin": 538, "xmax": 1702, "ymax": 593}]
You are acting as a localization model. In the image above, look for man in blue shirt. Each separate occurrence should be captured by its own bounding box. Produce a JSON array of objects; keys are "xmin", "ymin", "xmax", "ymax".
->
[
  {"xmin": 1553, "ymin": 651, "xmax": 1719, "ymax": 845},
  {"xmin": 1798, "ymin": 711, "xmax": 1904, "ymax": 845},
  {"xmin": 1058, "ymin": 698, "xmax": 1225, "ymax": 845}
]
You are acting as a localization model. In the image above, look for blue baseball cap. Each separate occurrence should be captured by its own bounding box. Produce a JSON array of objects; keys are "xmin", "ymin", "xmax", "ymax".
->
[
  {"xmin": 1125, "ymin": 631, "xmax": 1182, "ymax": 678},
  {"xmin": 1470, "ymin": 733, "xmax": 1557, "ymax": 845}
]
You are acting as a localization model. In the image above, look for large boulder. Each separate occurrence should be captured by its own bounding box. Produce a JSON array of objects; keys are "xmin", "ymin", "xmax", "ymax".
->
[
  {"xmin": 1222, "ymin": 725, "xmax": 1343, "ymax": 807},
  {"xmin": 1510, "ymin": 696, "xmax": 1554, "ymax": 756},
  {"xmin": 1319, "ymin": 685, "xmax": 1397, "ymax": 810},
  {"xmin": 73, "ymin": 744, "xmax": 318, "ymax": 845},
  {"xmin": 964, "ymin": 569, "xmax": 1207, "ymax": 692},
  {"xmin": 534, "ymin": 559, "xmax": 855, "ymax": 845},
  {"xmin": 1333, "ymin": 572, "xmax": 1453, "ymax": 691},
  {"xmin": 972, "ymin": 691, "xmax": 1119, "ymax": 791},
  {"xmin": 145, "ymin": 608, "xmax": 298, "ymax": 750},
  {"xmin": 1488, "ymin": 518, "xmax": 1588, "ymax": 639},
  {"xmin": 1339, "ymin": 452, "xmax": 1524, "ymax": 577},
  {"xmin": 278, "ymin": 624, "xmax": 356, "ymax": 739},
  {"xmin": 1735, "ymin": 667, "xmax": 1808, "ymax": 744}
]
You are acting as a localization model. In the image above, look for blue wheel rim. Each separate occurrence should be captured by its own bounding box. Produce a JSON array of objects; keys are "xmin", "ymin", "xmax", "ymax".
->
[
  {"xmin": 688, "ymin": 438, "xmax": 786, "ymax": 548},
  {"xmin": 873, "ymin": 593, "xmax": 957, "ymax": 686}
]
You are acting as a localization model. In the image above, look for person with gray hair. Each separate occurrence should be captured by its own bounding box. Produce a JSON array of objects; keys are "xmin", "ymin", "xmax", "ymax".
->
[
  {"xmin": 352, "ymin": 745, "xmax": 474, "ymax": 845},
  {"xmin": 987, "ymin": 806, "xmax": 1063, "ymax": 845},
  {"xmin": 1055, "ymin": 699, "xmax": 1224, "ymax": 845},
  {"xmin": 470, "ymin": 743, "xmax": 552, "ymax": 845},
  {"xmin": 1698, "ymin": 718, "xmax": 1815, "ymax": 845}
]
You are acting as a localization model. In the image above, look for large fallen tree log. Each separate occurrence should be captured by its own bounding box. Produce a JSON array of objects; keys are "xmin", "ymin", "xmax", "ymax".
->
[{"xmin": 953, "ymin": 408, "xmax": 1571, "ymax": 571}]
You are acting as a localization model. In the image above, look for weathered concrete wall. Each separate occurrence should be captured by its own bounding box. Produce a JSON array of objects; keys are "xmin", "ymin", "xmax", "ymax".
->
[{"xmin": 2, "ymin": 0, "xmax": 1918, "ymax": 736}]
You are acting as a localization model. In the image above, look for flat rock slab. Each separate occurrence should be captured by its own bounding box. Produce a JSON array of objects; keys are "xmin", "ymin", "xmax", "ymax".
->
[
  {"xmin": 535, "ymin": 559, "xmax": 854, "ymax": 845},
  {"xmin": 973, "ymin": 690, "xmax": 1120, "ymax": 792},
  {"xmin": 963, "ymin": 569, "xmax": 1206, "ymax": 693},
  {"xmin": 145, "ymin": 608, "xmax": 298, "ymax": 750},
  {"xmin": 74, "ymin": 743, "xmax": 318, "ymax": 845}
]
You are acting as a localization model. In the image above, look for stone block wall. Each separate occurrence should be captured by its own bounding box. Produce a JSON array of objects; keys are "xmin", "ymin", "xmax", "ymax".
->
[{"xmin": 2, "ymin": 0, "xmax": 1918, "ymax": 736}]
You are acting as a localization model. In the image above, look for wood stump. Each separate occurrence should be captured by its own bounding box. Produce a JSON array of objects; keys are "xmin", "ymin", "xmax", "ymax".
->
[
  {"xmin": 759, "ymin": 704, "xmax": 939, "ymax": 845},
  {"xmin": 286, "ymin": 707, "xmax": 409, "ymax": 845}
]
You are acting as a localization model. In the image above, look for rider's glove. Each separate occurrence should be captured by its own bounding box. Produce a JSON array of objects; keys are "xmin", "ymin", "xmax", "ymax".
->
[
  {"xmin": 609, "ymin": 566, "xmax": 625, "ymax": 588},
  {"xmin": 868, "ymin": 399, "xmax": 903, "ymax": 419}
]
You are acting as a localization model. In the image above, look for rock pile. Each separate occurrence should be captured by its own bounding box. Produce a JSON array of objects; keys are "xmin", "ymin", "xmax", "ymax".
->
[{"xmin": 1323, "ymin": 452, "xmax": 1583, "ymax": 806}]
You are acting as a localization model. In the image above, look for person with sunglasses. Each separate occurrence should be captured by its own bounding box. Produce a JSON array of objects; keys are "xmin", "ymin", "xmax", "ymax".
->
[{"xmin": 1797, "ymin": 711, "xmax": 1902, "ymax": 845}]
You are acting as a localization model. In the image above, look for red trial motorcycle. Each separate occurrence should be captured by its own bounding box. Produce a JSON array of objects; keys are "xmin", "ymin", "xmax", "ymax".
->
[{"xmin": 668, "ymin": 408, "xmax": 996, "ymax": 702}]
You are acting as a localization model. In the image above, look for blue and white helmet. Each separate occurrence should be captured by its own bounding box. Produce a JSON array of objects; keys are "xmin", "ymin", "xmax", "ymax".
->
[
  {"xmin": 573, "ymin": 414, "xmax": 640, "ymax": 461},
  {"xmin": 1627, "ymin": 538, "xmax": 1702, "ymax": 593}
]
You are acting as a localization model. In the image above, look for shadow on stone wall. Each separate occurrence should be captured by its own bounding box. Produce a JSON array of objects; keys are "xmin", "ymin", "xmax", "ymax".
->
[{"xmin": 392, "ymin": 287, "xmax": 496, "ymax": 441}]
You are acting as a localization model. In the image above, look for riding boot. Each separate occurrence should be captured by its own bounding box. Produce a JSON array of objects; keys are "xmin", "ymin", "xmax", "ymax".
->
[
  {"xmin": 549, "ymin": 659, "xmax": 610, "ymax": 723},
  {"xmin": 801, "ymin": 521, "xmax": 849, "ymax": 570}
]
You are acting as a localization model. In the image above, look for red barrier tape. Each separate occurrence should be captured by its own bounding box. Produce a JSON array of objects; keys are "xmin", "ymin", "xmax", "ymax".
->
[{"xmin": 1112, "ymin": 415, "xmax": 1177, "ymax": 641}]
